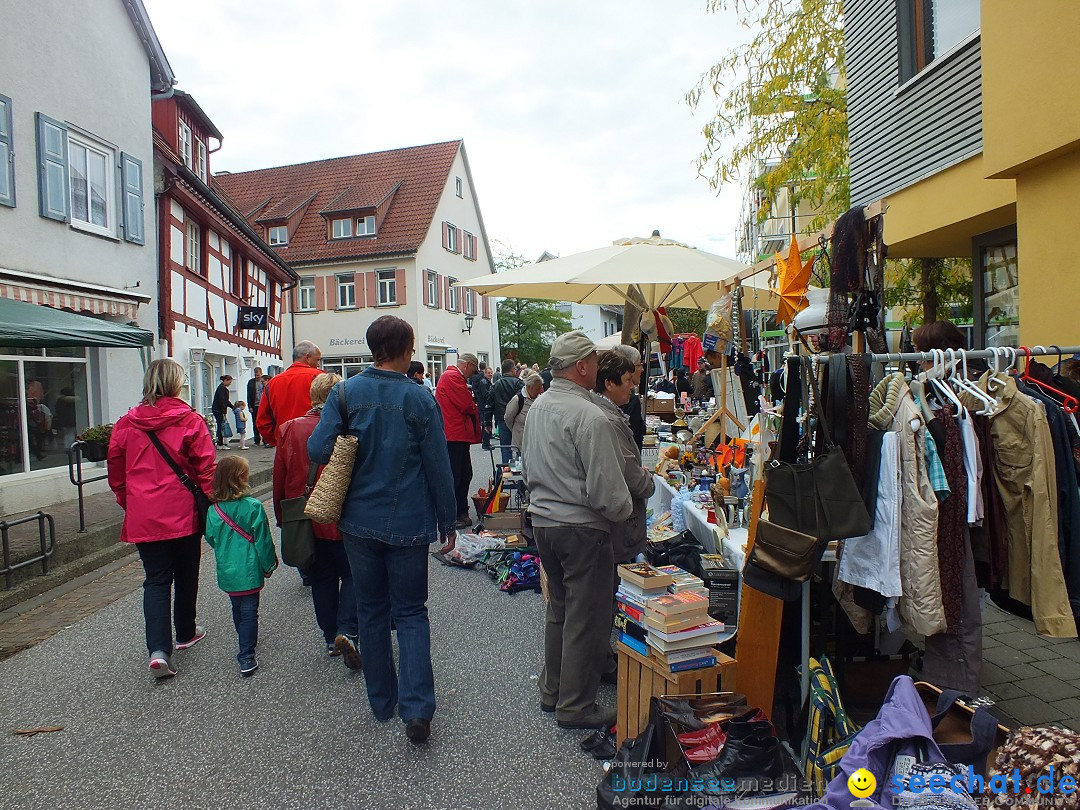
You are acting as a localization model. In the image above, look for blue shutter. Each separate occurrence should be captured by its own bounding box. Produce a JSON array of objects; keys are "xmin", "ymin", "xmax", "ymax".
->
[
  {"xmin": 35, "ymin": 112, "xmax": 68, "ymax": 222},
  {"xmin": 120, "ymin": 152, "xmax": 144, "ymax": 244},
  {"xmin": 0, "ymin": 94, "xmax": 14, "ymax": 208}
]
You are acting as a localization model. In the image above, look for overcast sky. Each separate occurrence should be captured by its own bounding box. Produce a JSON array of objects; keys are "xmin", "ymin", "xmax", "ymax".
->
[{"xmin": 142, "ymin": 0, "xmax": 750, "ymax": 265}]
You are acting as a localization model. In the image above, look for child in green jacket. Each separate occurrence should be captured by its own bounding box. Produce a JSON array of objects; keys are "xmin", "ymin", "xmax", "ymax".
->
[{"xmin": 205, "ymin": 456, "xmax": 278, "ymax": 676}]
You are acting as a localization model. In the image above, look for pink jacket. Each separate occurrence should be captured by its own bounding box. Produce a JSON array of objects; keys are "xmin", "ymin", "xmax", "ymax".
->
[{"xmin": 107, "ymin": 397, "xmax": 217, "ymax": 543}]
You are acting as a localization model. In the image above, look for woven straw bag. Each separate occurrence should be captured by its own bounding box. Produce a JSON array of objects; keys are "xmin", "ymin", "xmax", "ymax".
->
[{"xmin": 304, "ymin": 382, "xmax": 357, "ymax": 523}]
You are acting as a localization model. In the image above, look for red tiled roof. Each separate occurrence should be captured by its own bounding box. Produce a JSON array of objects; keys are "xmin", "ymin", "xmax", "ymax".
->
[
  {"xmin": 255, "ymin": 192, "xmax": 317, "ymax": 223},
  {"xmin": 319, "ymin": 181, "xmax": 400, "ymax": 215},
  {"xmin": 212, "ymin": 141, "xmax": 461, "ymax": 265}
]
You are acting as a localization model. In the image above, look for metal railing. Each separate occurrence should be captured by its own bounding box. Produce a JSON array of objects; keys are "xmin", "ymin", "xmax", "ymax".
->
[
  {"xmin": 1, "ymin": 511, "xmax": 56, "ymax": 589},
  {"xmin": 68, "ymin": 441, "xmax": 108, "ymax": 533}
]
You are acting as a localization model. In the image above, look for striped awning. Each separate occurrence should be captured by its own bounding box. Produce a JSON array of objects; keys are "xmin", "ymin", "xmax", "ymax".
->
[{"xmin": 0, "ymin": 274, "xmax": 146, "ymax": 321}]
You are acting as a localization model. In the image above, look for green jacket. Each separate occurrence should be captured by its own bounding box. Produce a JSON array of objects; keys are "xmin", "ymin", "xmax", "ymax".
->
[{"xmin": 205, "ymin": 497, "xmax": 278, "ymax": 594}]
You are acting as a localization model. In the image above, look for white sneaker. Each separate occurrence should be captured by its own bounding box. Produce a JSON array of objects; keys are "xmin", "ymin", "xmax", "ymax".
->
[{"xmin": 149, "ymin": 651, "xmax": 176, "ymax": 679}]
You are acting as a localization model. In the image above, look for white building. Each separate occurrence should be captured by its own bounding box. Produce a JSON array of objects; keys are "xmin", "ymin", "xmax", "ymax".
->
[
  {"xmin": 0, "ymin": 0, "xmax": 172, "ymax": 512},
  {"xmin": 214, "ymin": 141, "xmax": 499, "ymax": 380},
  {"xmin": 536, "ymin": 252, "xmax": 623, "ymax": 342}
]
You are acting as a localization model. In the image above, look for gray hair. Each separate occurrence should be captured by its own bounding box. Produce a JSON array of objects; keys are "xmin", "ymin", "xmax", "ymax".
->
[
  {"xmin": 293, "ymin": 340, "xmax": 321, "ymax": 361},
  {"xmin": 524, "ymin": 374, "xmax": 544, "ymax": 392},
  {"xmin": 611, "ymin": 344, "xmax": 641, "ymax": 364}
]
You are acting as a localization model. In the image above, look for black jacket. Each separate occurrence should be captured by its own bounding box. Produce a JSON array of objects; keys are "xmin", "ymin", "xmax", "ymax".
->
[
  {"xmin": 247, "ymin": 376, "xmax": 265, "ymax": 407},
  {"xmin": 470, "ymin": 372, "xmax": 492, "ymax": 419},
  {"xmin": 487, "ymin": 375, "xmax": 523, "ymax": 423},
  {"xmin": 620, "ymin": 394, "xmax": 646, "ymax": 450},
  {"xmin": 212, "ymin": 383, "xmax": 233, "ymax": 416}
]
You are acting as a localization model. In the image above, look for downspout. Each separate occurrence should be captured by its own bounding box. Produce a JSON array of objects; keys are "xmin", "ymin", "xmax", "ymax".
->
[{"xmin": 151, "ymin": 88, "xmax": 175, "ymax": 101}]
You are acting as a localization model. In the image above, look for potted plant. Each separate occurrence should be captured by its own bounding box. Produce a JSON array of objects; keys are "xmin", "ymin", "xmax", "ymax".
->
[{"xmin": 77, "ymin": 424, "xmax": 113, "ymax": 462}]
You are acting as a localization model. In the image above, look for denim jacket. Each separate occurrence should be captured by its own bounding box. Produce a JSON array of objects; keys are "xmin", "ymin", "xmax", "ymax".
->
[{"xmin": 308, "ymin": 367, "xmax": 457, "ymax": 545}]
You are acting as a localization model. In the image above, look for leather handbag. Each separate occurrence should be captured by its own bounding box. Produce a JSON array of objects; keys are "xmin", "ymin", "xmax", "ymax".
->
[
  {"xmin": 304, "ymin": 383, "xmax": 358, "ymax": 524},
  {"xmin": 765, "ymin": 357, "xmax": 871, "ymax": 542},
  {"xmin": 279, "ymin": 464, "xmax": 317, "ymax": 569},
  {"xmin": 747, "ymin": 519, "xmax": 825, "ymax": 583}
]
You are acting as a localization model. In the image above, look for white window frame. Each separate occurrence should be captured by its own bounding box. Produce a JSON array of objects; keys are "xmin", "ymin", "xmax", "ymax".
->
[
  {"xmin": 178, "ymin": 120, "xmax": 193, "ymax": 169},
  {"xmin": 331, "ymin": 218, "xmax": 352, "ymax": 239},
  {"xmin": 195, "ymin": 139, "xmax": 207, "ymax": 182},
  {"xmin": 298, "ymin": 277, "xmax": 316, "ymax": 312},
  {"xmin": 455, "ymin": 176, "xmax": 463, "ymax": 197},
  {"xmin": 337, "ymin": 274, "xmax": 356, "ymax": 309},
  {"xmin": 464, "ymin": 287, "xmax": 474, "ymax": 315},
  {"xmin": 448, "ymin": 277, "xmax": 459, "ymax": 312},
  {"xmin": 356, "ymin": 215, "xmax": 376, "ymax": 236},
  {"xmin": 376, "ymin": 269, "xmax": 397, "ymax": 306},
  {"xmin": 67, "ymin": 130, "xmax": 116, "ymax": 237},
  {"xmin": 446, "ymin": 224, "xmax": 459, "ymax": 253},
  {"xmin": 463, "ymin": 231, "xmax": 476, "ymax": 260},
  {"xmin": 186, "ymin": 221, "xmax": 201, "ymax": 274},
  {"xmin": 268, "ymin": 225, "xmax": 288, "ymax": 246},
  {"xmin": 426, "ymin": 270, "xmax": 439, "ymax": 308}
]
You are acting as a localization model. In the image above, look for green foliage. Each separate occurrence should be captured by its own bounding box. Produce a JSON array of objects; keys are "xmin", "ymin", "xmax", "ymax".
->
[
  {"xmin": 688, "ymin": 0, "xmax": 848, "ymax": 230},
  {"xmin": 884, "ymin": 258, "xmax": 973, "ymax": 325},
  {"xmin": 78, "ymin": 423, "xmax": 113, "ymax": 443},
  {"xmin": 666, "ymin": 308, "xmax": 707, "ymax": 337},
  {"xmin": 492, "ymin": 242, "xmax": 573, "ymax": 366}
]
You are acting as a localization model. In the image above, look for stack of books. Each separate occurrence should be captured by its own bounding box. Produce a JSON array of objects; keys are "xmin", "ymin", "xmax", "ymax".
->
[{"xmin": 616, "ymin": 563, "xmax": 724, "ymax": 673}]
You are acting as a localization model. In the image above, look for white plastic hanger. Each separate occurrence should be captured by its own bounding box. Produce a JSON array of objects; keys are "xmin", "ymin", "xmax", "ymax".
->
[
  {"xmin": 949, "ymin": 348, "xmax": 997, "ymax": 416},
  {"xmin": 927, "ymin": 348, "xmax": 966, "ymax": 414}
]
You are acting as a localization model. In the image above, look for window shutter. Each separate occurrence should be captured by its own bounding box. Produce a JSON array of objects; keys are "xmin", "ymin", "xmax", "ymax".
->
[
  {"xmin": 441, "ymin": 221, "xmax": 449, "ymax": 249},
  {"xmin": 365, "ymin": 272, "xmax": 377, "ymax": 308},
  {"xmin": 120, "ymin": 152, "xmax": 144, "ymax": 244},
  {"xmin": 435, "ymin": 273, "xmax": 442, "ymax": 309},
  {"xmin": 0, "ymin": 94, "xmax": 14, "ymax": 208},
  {"xmin": 36, "ymin": 113, "xmax": 69, "ymax": 222},
  {"xmin": 455, "ymin": 228, "xmax": 463, "ymax": 254},
  {"xmin": 482, "ymin": 294, "xmax": 490, "ymax": 319},
  {"xmin": 395, "ymin": 269, "xmax": 406, "ymax": 306},
  {"xmin": 313, "ymin": 275, "xmax": 326, "ymax": 312}
]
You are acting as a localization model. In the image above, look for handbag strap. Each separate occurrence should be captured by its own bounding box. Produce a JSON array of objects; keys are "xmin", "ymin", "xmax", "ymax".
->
[
  {"xmin": 145, "ymin": 429, "xmax": 204, "ymax": 502},
  {"xmin": 213, "ymin": 503, "xmax": 255, "ymax": 543},
  {"xmin": 803, "ymin": 356, "xmax": 834, "ymax": 450},
  {"xmin": 336, "ymin": 381, "xmax": 348, "ymax": 430}
]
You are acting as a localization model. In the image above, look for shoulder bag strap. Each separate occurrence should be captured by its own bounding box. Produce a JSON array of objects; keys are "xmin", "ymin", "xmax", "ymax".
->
[
  {"xmin": 145, "ymin": 429, "xmax": 203, "ymax": 499},
  {"xmin": 802, "ymin": 356, "xmax": 834, "ymax": 450},
  {"xmin": 213, "ymin": 503, "xmax": 255, "ymax": 543},
  {"xmin": 304, "ymin": 458, "xmax": 319, "ymax": 495},
  {"xmin": 336, "ymin": 381, "xmax": 348, "ymax": 433}
]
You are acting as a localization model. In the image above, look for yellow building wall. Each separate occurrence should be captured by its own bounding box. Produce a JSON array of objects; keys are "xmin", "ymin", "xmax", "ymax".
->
[
  {"xmin": 1016, "ymin": 151, "xmax": 1080, "ymax": 346},
  {"xmin": 982, "ymin": 0, "xmax": 1080, "ymax": 179}
]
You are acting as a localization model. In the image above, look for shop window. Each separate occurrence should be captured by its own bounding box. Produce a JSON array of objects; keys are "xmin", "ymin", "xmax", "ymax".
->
[
  {"xmin": 974, "ymin": 227, "xmax": 1019, "ymax": 349},
  {"xmin": 898, "ymin": 0, "xmax": 980, "ymax": 83},
  {"xmin": 426, "ymin": 354, "xmax": 444, "ymax": 383}
]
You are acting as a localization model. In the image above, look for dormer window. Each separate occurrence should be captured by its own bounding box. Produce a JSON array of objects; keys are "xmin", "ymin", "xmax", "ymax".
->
[
  {"xmin": 331, "ymin": 218, "xmax": 352, "ymax": 239},
  {"xmin": 268, "ymin": 225, "xmax": 288, "ymax": 246},
  {"xmin": 195, "ymin": 140, "xmax": 207, "ymax": 182},
  {"xmin": 178, "ymin": 120, "xmax": 192, "ymax": 169},
  {"xmin": 356, "ymin": 215, "xmax": 376, "ymax": 236}
]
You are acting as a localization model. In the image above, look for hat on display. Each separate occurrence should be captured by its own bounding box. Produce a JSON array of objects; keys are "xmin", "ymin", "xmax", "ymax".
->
[{"xmin": 548, "ymin": 330, "xmax": 597, "ymax": 370}]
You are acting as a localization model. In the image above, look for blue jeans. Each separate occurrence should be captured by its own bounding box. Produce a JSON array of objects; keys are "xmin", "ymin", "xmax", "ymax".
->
[
  {"xmin": 229, "ymin": 592, "xmax": 260, "ymax": 667},
  {"xmin": 309, "ymin": 538, "xmax": 357, "ymax": 644},
  {"xmin": 343, "ymin": 534, "xmax": 434, "ymax": 723},
  {"xmin": 495, "ymin": 416, "xmax": 512, "ymax": 464},
  {"xmin": 136, "ymin": 534, "xmax": 201, "ymax": 656}
]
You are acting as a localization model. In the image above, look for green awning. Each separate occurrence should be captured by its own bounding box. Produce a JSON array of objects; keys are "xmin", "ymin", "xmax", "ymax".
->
[{"xmin": 0, "ymin": 296, "xmax": 154, "ymax": 348}]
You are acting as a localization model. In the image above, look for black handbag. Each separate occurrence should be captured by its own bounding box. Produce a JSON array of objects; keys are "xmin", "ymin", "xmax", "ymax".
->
[
  {"xmin": 145, "ymin": 429, "xmax": 212, "ymax": 535},
  {"xmin": 279, "ymin": 464, "xmax": 317, "ymax": 569},
  {"xmin": 596, "ymin": 699, "xmax": 671, "ymax": 809},
  {"xmin": 645, "ymin": 529, "xmax": 705, "ymax": 578}
]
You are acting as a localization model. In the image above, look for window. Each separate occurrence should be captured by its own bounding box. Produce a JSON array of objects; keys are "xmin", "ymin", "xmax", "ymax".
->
[
  {"xmin": 447, "ymin": 277, "xmax": 459, "ymax": 312},
  {"xmin": 376, "ymin": 269, "xmax": 397, "ymax": 305},
  {"xmin": 0, "ymin": 94, "xmax": 13, "ymax": 208},
  {"xmin": 195, "ymin": 140, "xmax": 207, "ymax": 182},
  {"xmin": 268, "ymin": 225, "xmax": 288, "ymax": 246},
  {"xmin": 477, "ymin": 352, "xmax": 488, "ymax": 367},
  {"xmin": 186, "ymin": 221, "xmax": 201, "ymax": 273},
  {"xmin": 178, "ymin": 120, "xmax": 193, "ymax": 169},
  {"xmin": 298, "ymin": 277, "xmax": 316, "ymax": 311},
  {"xmin": 898, "ymin": 0, "xmax": 980, "ymax": 82},
  {"xmin": 463, "ymin": 231, "xmax": 477, "ymax": 261},
  {"xmin": 426, "ymin": 270, "xmax": 439, "ymax": 308},
  {"xmin": 455, "ymin": 176, "xmax": 463, "ymax": 197},
  {"xmin": 427, "ymin": 354, "xmax": 444, "ymax": 383},
  {"xmin": 337, "ymin": 273, "xmax": 356, "ymax": 308},
  {"xmin": 356, "ymin": 215, "xmax": 376, "ymax": 236},
  {"xmin": 464, "ymin": 288, "xmax": 474, "ymax": 315},
  {"xmin": 331, "ymin": 218, "xmax": 352, "ymax": 239},
  {"xmin": 322, "ymin": 356, "xmax": 372, "ymax": 378},
  {"xmin": 68, "ymin": 132, "xmax": 115, "ymax": 235},
  {"xmin": 443, "ymin": 221, "xmax": 459, "ymax": 253}
]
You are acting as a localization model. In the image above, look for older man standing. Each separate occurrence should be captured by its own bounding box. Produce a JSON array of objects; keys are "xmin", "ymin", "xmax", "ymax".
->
[
  {"xmin": 435, "ymin": 353, "xmax": 481, "ymax": 527},
  {"xmin": 256, "ymin": 341, "xmax": 324, "ymax": 446},
  {"xmin": 522, "ymin": 331, "xmax": 632, "ymax": 730},
  {"xmin": 246, "ymin": 367, "xmax": 266, "ymax": 446},
  {"xmin": 691, "ymin": 358, "xmax": 713, "ymax": 402},
  {"xmin": 486, "ymin": 360, "xmax": 522, "ymax": 464}
]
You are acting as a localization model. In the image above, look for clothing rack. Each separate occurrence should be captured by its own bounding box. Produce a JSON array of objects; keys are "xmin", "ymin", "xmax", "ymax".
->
[{"xmin": 867, "ymin": 345, "xmax": 1080, "ymax": 364}]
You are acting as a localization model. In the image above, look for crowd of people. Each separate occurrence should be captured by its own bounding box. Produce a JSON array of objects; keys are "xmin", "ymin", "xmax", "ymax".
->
[{"xmin": 106, "ymin": 319, "xmax": 654, "ymax": 744}]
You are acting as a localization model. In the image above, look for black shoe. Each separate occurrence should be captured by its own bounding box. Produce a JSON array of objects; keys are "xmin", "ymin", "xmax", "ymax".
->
[
  {"xmin": 689, "ymin": 735, "xmax": 785, "ymax": 790},
  {"xmin": 334, "ymin": 634, "xmax": 362, "ymax": 671},
  {"xmin": 405, "ymin": 718, "xmax": 431, "ymax": 744},
  {"xmin": 600, "ymin": 669, "xmax": 618, "ymax": 685},
  {"xmin": 240, "ymin": 659, "xmax": 259, "ymax": 677},
  {"xmin": 557, "ymin": 709, "xmax": 615, "ymax": 730},
  {"xmin": 540, "ymin": 700, "xmax": 556, "ymax": 713}
]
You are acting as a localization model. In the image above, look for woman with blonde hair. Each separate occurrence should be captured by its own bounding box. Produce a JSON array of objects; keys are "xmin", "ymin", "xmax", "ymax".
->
[{"xmin": 108, "ymin": 358, "xmax": 216, "ymax": 679}]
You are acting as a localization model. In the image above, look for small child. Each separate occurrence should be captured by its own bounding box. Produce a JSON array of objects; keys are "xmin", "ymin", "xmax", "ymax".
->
[
  {"xmin": 233, "ymin": 400, "xmax": 248, "ymax": 449},
  {"xmin": 205, "ymin": 456, "xmax": 278, "ymax": 676}
]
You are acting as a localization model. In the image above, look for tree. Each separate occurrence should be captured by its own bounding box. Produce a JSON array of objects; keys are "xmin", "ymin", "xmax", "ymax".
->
[
  {"xmin": 666, "ymin": 307, "xmax": 706, "ymax": 337},
  {"xmin": 492, "ymin": 242, "xmax": 572, "ymax": 366},
  {"xmin": 883, "ymin": 258, "xmax": 973, "ymax": 326},
  {"xmin": 687, "ymin": 0, "xmax": 847, "ymax": 231}
]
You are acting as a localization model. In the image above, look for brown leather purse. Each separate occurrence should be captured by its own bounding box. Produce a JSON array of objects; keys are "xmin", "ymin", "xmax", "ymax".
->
[{"xmin": 747, "ymin": 519, "xmax": 825, "ymax": 582}]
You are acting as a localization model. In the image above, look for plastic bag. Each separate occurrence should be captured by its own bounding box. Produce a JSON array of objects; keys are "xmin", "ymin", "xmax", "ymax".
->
[
  {"xmin": 448, "ymin": 533, "xmax": 504, "ymax": 565},
  {"xmin": 703, "ymin": 293, "xmax": 733, "ymax": 353}
]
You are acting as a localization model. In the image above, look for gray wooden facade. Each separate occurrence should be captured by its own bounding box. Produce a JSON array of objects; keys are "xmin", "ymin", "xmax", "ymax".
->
[{"xmin": 845, "ymin": 0, "xmax": 983, "ymax": 206}]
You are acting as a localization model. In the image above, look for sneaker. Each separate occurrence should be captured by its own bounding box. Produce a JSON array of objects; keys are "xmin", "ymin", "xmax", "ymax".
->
[
  {"xmin": 175, "ymin": 626, "xmax": 206, "ymax": 650},
  {"xmin": 335, "ymin": 634, "xmax": 362, "ymax": 671},
  {"xmin": 149, "ymin": 651, "xmax": 176, "ymax": 679},
  {"xmin": 405, "ymin": 717, "xmax": 431, "ymax": 744},
  {"xmin": 327, "ymin": 643, "xmax": 340, "ymax": 657},
  {"xmin": 240, "ymin": 659, "xmax": 259, "ymax": 677}
]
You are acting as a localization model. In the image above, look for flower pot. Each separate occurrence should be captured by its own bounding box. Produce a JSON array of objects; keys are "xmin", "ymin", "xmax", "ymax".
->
[
  {"xmin": 472, "ymin": 493, "xmax": 510, "ymax": 520},
  {"xmin": 82, "ymin": 440, "xmax": 108, "ymax": 462}
]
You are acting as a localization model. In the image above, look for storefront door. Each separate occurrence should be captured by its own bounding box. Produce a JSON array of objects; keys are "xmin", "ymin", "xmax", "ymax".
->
[{"xmin": 972, "ymin": 226, "xmax": 1019, "ymax": 349}]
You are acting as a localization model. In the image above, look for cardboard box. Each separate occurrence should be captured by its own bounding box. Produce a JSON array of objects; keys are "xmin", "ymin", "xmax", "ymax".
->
[
  {"xmin": 481, "ymin": 512, "xmax": 521, "ymax": 531},
  {"xmin": 646, "ymin": 397, "xmax": 675, "ymax": 415}
]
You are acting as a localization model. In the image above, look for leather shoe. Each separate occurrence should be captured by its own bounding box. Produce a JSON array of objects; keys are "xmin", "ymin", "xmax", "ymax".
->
[
  {"xmin": 689, "ymin": 734, "xmax": 785, "ymax": 788},
  {"xmin": 677, "ymin": 721, "xmax": 727, "ymax": 749},
  {"xmin": 540, "ymin": 700, "xmax": 556, "ymax": 713},
  {"xmin": 404, "ymin": 717, "xmax": 431, "ymax": 744},
  {"xmin": 600, "ymin": 669, "xmax": 619, "ymax": 685},
  {"xmin": 557, "ymin": 708, "xmax": 615, "ymax": 730}
]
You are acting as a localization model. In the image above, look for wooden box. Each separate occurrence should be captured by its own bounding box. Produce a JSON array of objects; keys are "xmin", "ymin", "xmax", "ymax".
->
[{"xmin": 616, "ymin": 642, "xmax": 737, "ymax": 745}]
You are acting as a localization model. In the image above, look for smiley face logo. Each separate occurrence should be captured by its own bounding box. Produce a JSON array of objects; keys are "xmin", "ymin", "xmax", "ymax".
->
[{"xmin": 848, "ymin": 768, "xmax": 877, "ymax": 798}]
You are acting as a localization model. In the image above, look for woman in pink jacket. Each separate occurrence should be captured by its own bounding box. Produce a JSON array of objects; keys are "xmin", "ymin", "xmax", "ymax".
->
[{"xmin": 108, "ymin": 359, "xmax": 216, "ymax": 679}]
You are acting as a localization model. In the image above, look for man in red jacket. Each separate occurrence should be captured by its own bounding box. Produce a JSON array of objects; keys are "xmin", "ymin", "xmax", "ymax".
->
[
  {"xmin": 435, "ymin": 352, "xmax": 481, "ymax": 527},
  {"xmin": 256, "ymin": 341, "xmax": 324, "ymax": 446}
]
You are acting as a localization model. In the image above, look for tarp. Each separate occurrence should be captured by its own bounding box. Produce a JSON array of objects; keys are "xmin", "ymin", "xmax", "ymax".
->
[{"xmin": 0, "ymin": 296, "xmax": 154, "ymax": 348}]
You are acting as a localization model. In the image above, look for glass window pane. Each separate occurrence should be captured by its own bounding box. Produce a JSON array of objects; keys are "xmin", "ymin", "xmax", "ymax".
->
[
  {"xmin": 0, "ymin": 359, "xmax": 26, "ymax": 476},
  {"xmin": 982, "ymin": 241, "xmax": 1019, "ymax": 348},
  {"xmin": 70, "ymin": 142, "xmax": 88, "ymax": 221},
  {"xmin": 25, "ymin": 360, "xmax": 90, "ymax": 471},
  {"xmin": 931, "ymin": 0, "xmax": 980, "ymax": 58},
  {"xmin": 0, "ymin": 99, "xmax": 7, "ymax": 137},
  {"xmin": 45, "ymin": 347, "xmax": 87, "ymax": 358},
  {"xmin": 88, "ymin": 149, "xmax": 107, "ymax": 226}
]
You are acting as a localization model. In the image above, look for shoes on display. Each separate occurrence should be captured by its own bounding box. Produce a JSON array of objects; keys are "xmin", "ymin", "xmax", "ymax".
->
[
  {"xmin": 557, "ymin": 708, "xmax": 616, "ymax": 730},
  {"xmin": 148, "ymin": 651, "xmax": 176, "ymax": 679},
  {"xmin": 405, "ymin": 718, "xmax": 431, "ymax": 744},
  {"xmin": 689, "ymin": 734, "xmax": 786, "ymax": 787},
  {"xmin": 677, "ymin": 721, "xmax": 727, "ymax": 749},
  {"xmin": 175, "ymin": 626, "xmax": 206, "ymax": 650},
  {"xmin": 662, "ymin": 706, "xmax": 744, "ymax": 731},
  {"xmin": 659, "ymin": 693, "xmax": 747, "ymax": 715},
  {"xmin": 240, "ymin": 659, "xmax": 259, "ymax": 677},
  {"xmin": 334, "ymin": 634, "xmax": 362, "ymax": 671},
  {"xmin": 580, "ymin": 729, "xmax": 618, "ymax": 759}
]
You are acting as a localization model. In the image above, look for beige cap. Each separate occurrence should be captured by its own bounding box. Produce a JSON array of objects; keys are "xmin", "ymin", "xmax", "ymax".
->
[{"xmin": 548, "ymin": 330, "xmax": 597, "ymax": 370}]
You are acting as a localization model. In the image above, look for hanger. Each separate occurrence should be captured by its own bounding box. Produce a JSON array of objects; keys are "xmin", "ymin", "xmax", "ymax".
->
[
  {"xmin": 1019, "ymin": 346, "xmax": 1079, "ymax": 413},
  {"xmin": 949, "ymin": 348, "xmax": 997, "ymax": 416}
]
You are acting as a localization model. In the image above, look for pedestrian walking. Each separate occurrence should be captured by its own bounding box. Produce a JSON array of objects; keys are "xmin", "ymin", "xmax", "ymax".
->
[
  {"xmin": 308, "ymin": 315, "xmax": 457, "ymax": 744},
  {"xmin": 272, "ymin": 372, "xmax": 361, "ymax": 670},
  {"xmin": 233, "ymin": 401, "xmax": 249, "ymax": 449},
  {"xmin": 256, "ymin": 341, "xmax": 323, "ymax": 446},
  {"xmin": 107, "ymin": 359, "xmax": 215, "ymax": 679},
  {"xmin": 503, "ymin": 370, "xmax": 544, "ymax": 454},
  {"xmin": 205, "ymin": 456, "xmax": 278, "ymax": 676},
  {"xmin": 521, "ymin": 330, "xmax": 632, "ymax": 730},
  {"xmin": 246, "ymin": 367, "xmax": 265, "ymax": 446},
  {"xmin": 486, "ymin": 359, "xmax": 523, "ymax": 464},
  {"xmin": 212, "ymin": 375, "xmax": 234, "ymax": 448},
  {"xmin": 435, "ymin": 353, "xmax": 482, "ymax": 527}
]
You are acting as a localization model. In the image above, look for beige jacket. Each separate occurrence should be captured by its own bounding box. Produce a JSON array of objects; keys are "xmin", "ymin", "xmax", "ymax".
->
[
  {"xmin": 503, "ymin": 389, "xmax": 532, "ymax": 451},
  {"xmin": 869, "ymin": 373, "xmax": 947, "ymax": 637},
  {"xmin": 594, "ymin": 394, "xmax": 655, "ymax": 561},
  {"xmin": 964, "ymin": 373, "xmax": 1076, "ymax": 637}
]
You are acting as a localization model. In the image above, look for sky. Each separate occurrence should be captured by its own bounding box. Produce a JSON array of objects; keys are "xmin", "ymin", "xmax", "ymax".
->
[{"xmin": 141, "ymin": 0, "xmax": 751, "ymax": 265}]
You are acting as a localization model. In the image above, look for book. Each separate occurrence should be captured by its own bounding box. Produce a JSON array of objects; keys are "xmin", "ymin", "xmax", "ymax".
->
[
  {"xmin": 646, "ymin": 590, "xmax": 710, "ymax": 617},
  {"xmin": 669, "ymin": 656, "xmax": 719, "ymax": 673},
  {"xmin": 645, "ymin": 612, "xmax": 714, "ymax": 634},
  {"xmin": 661, "ymin": 645, "xmax": 720, "ymax": 664},
  {"xmin": 618, "ymin": 562, "xmax": 675, "ymax": 590},
  {"xmin": 616, "ymin": 598, "xmax": 645, "ymax": 623},
  {"xmin": 616, "ymin": 588, "xmax": 648, "ymax": 611},
  {"xmin": 619, "ymin": 580, "xmax": 671, "ymax": 600},
  {"xmin": 648, "ymin": 619, "xmax": 725, "ymax": 643},
  {"xmin": 613, "ymin": 611, "xmax": 647, "ymax": 642},
  {"xmin": 647, "ymin": 631, "xmax": 724, "ymax": 654},
  {"xmin": 655, "ymin": 565, "xmax": 707, "ymax": 592},
  {"xmin": 619, "ymin": 632, "xmax": 648, "ymax": 657}
]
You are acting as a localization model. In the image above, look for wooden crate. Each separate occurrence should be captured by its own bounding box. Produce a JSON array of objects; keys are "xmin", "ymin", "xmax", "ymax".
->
[{"xmin": 616, "ymin": 642, "xmax": 737, "ymax": 745}]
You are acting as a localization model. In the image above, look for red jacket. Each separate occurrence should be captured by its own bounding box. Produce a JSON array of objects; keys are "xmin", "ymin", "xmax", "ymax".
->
[
  {"xmin": 272, "ymin": 410, "xmax": 341, "ymax": 540},
  {"xmin": 435, "ymin": 364, "xmax": 481, "ymax": 444},
  {"xmin": 256, "ymin": 362, "xmax": 324, "ymax": 445},
  {"xmin": 107, "ymin": 397, "xmax": 216, "ymax": 543}
]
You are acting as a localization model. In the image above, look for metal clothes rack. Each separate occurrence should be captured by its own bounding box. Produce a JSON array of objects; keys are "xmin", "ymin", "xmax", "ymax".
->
[{"xmin": 867, "ymin": 345, "xmax": 1080, "ymax": 364}]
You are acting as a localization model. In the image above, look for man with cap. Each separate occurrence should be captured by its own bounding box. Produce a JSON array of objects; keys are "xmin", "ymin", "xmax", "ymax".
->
[
  {"xmin": 435, "ymin": 353, "xmax": 482, "ymax": 527},
  {"xmin": 522, "ymin": 330, "xmax": 632, "ymax": 730},
  {"xmin": 691, "ymin": 358, "xmax": 713, "ymax": 401}
]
